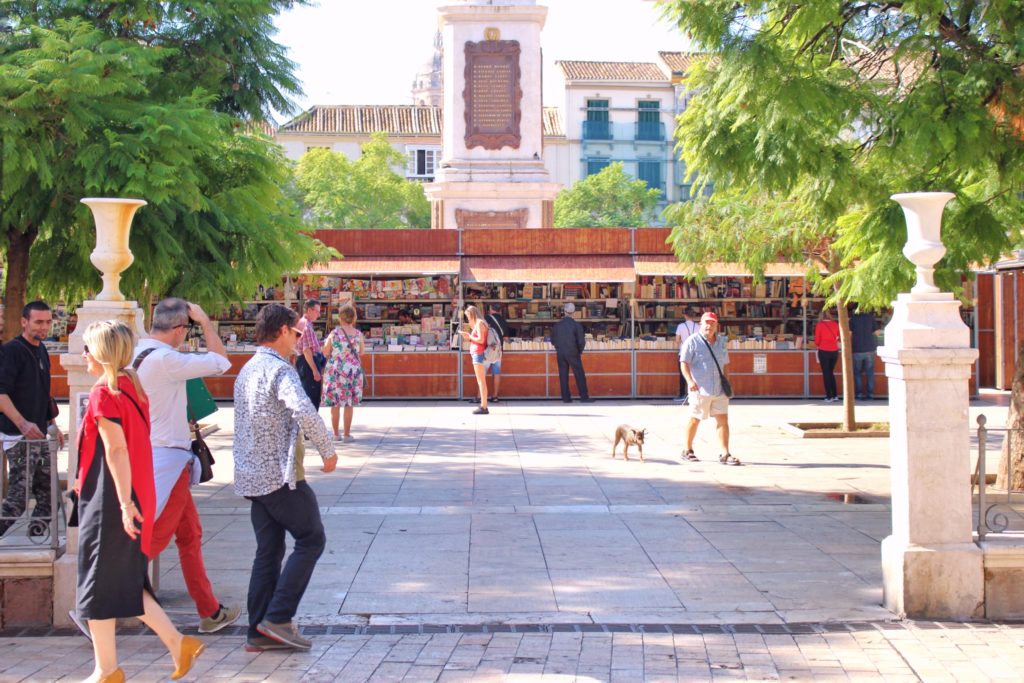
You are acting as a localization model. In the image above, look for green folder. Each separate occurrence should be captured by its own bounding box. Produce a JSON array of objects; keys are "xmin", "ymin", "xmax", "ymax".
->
[{"xmin": 186, "ymin": 377, "xmax": 218, "ymax": 422}]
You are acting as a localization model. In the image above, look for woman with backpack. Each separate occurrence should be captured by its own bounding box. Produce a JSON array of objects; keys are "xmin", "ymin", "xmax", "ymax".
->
[{"xmin": 459, "ymin": 305, "xmax": 490, "ymax": 415}]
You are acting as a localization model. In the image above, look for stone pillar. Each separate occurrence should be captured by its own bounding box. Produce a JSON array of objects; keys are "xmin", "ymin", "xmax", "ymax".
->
[
  {"xmin": 53, "ymin": 198, "xmax": 147, "ymax": 627},
  {"xmin": 425, "ymin": 0, "xmax": 560, "ymax": 229},
  {"xmin": 878, "ymin": 192, "xmax": 983, "ymax": 619}
]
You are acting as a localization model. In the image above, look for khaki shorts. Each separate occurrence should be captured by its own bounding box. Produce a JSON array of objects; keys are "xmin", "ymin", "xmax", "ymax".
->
[{"xmin": 688, "ymin": 393, "xmax": 729, "ymax": 420}]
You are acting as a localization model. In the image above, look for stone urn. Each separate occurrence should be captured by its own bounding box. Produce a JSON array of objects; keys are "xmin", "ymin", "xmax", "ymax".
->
[
  {"xmin": 80, "ymin": 198, "xmax": 147, "ymax": 301},
  {"xmin": 890, "ymin": 192, "xmax": 955, "ymax": 296}
]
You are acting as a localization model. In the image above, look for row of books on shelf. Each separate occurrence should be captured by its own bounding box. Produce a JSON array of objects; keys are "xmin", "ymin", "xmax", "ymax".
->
[
  {"xmin": 464, "ymin": 282, "xmax": 624, "ymax": 300},
  {"xmin": 636, "ymin": 277, "xmax": 792, "ymax": 300},
  {"xmin": 300, "ymin": 275, "xmax": 455, "ymax": 301},
  {"xmin": 636, "ymin": 302, "xmax": 792, "ymax": 320},
  {"xmin": 360, "ymin": 303, "xmax": 449, "ymax": 319}
]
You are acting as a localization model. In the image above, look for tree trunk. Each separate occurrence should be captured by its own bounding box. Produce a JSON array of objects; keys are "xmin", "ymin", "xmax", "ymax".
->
[
  {"xmin": 996, "ymin": 343, "xmax": 1024, "ymax": 490},
  {"xmin": 3, "ymin": 225, "xmax": 37, "ymax": 342},
  {"xmin": 836, "ymin": 302, "xmax": 856, "ymax": 431}
]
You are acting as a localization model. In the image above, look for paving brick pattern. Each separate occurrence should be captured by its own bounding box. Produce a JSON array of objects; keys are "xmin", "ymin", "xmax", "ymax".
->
[{"xmin": 2, "ymin": 622, "xmax": 1024, "ymax": 681}]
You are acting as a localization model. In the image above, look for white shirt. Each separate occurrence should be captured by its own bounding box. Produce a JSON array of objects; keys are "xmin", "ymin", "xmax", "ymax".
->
[
  {"xmin": 133, "ymin": 339, "xmax": 232, "ymax": 449},
  {"xmin": 133, "ymin": 339, "xmax": 232, "ymax": 514},
  {"xmin": 676, "ymin": 320, "xmax": 698, "ymax": 360}
]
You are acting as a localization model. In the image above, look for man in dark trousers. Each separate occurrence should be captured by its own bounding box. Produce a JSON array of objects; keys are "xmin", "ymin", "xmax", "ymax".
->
[
  {"xmin": 551, "ymin": 302, "xmax": 593, "ymax": 403},
  {"xmin": 0, "ymin": 301, "xmax": 64, "ymax": 538}
]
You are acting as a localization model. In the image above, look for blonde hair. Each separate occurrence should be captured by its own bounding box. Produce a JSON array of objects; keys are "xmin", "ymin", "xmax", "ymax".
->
[
  {"xmin": 464, "ymin": 305, "xmax": 481, "ymax": 323},
  {"xmin": 337, "ymin": 304, "xmax": 357, "ymax": 325},
  {"xmin": 83, "ymin": 320, "xmax": 146, "ymax": 400}
]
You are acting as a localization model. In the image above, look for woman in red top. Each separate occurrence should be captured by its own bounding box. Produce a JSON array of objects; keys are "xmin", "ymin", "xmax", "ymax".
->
[
  {"xmin": 814, "ymin": 309, "xmax": 841, "ymax": 402},
  {"xmin": 75, "ymin": 321, "xmax": 204, "ymax": 683},
  {"xmin": 458, "ymin": 305, "xmax": 490, "ymax": 415}
]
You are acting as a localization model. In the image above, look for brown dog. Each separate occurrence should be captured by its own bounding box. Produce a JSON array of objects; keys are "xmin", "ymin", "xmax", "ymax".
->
[{"xmin": 612, "ymin": 424, "xmax": 647, "ymax": 462}]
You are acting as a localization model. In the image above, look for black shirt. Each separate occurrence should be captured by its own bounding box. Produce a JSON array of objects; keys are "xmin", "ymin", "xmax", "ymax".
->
[
  {"xmin": 850, "ymin": 313, "xmax": 877, "ymax": 353},
  {"xmin": 551, "ymin": 316, "xmax": 586, "ymax": 356},
  {"xmin": 0, "ymin": 336, "xmax": 56, "ymax": 435},
  {"xmin": 485, "ymin": 313, "xmax": 509, "ymax": 344}
]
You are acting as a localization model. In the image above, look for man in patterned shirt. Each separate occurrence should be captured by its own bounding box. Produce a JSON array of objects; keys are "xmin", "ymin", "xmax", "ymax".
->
[
  {"xmin": 233, "ymin": 304, "xmax": 338, "ymax": 652},
  {"xmin": 294, "ymin": 299, "xmax": 324, "ymax": 409}
]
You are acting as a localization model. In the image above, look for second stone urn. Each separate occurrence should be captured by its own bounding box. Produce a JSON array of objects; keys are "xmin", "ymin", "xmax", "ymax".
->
[{"xmin": 81, "ymin": 198, "xmax": 147, "ymax": 302}]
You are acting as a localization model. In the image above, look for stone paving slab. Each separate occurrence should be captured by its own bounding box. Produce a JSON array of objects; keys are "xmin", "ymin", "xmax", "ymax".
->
[{"xmin": 1, "ymin": 395, "xmax": 1017, "ymax": 680}]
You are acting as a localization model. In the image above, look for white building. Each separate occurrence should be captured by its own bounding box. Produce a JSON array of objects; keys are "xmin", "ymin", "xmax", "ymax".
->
[{"xmin": 272, "ymin": 48, "xmax": 706, "ymax": 208}]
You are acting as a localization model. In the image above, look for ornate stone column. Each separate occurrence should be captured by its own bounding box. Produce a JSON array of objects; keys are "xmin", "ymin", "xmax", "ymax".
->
[
  {"xmin": 53, "ymin": 198, "xmax": 148, "ymax": 627},
  {"xmin": 878, "ymin": 192, "xmax": 983, "ymax": 619}
]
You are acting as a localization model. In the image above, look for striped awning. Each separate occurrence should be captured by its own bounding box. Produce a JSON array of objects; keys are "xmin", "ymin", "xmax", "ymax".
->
[
  {"xmin": 303, "ymin": 257, "xmax": 460, "ymax": 276},
  {"xmin": 633, "ymin": 256, "xmax": 808, "ymax": 277},
  {"xmin": 461, "ymin": 256, "xmax": 635, "ymax": 283}
]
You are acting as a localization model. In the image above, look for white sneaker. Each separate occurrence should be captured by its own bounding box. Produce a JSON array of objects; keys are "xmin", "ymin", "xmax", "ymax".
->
[{"xmin": 343, "ymin": 435, "xmax": 355, "ymax": 443}]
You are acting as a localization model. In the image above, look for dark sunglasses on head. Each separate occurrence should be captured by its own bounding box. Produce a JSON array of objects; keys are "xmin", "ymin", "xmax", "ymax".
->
[{"xmin": 291, "ymin": 327, "xmax": 303, "ymax": 339}]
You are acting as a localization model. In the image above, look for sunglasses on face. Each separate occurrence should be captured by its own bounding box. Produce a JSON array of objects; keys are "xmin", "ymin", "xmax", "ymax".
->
[{"xmin": 291, "ymin": 327, "xmax": 303, "ymax": 339}]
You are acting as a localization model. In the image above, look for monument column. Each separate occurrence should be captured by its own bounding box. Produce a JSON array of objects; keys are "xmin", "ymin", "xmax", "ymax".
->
[
  {"xmin": 53, "ymin": 198, "xmax": 148, "ymax": 627},
  {"xmin": 424, "ymin": 0, "xmax": 560, "ymax": 229},
  {"xmin": 878, "ymin": 192, "xmax": 983, "ymax": 619}
]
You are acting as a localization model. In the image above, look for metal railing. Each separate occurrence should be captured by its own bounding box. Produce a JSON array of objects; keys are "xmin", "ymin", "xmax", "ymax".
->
[
  {"xmin": 0, "ymin": 437, "xmax": 64, "ymax": 551},
  {"xmin": 974, "ymin": 415, "xmax": 1024, "ymax": 540}
]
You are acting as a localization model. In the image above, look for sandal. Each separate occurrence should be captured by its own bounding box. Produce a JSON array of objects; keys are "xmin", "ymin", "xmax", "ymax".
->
[
  {"xmin": 719, "ymin": 454, "xmax": 741, "ymax": 466},
  {"xmin": 682, "ymin": 450, "xmax": 699, "ymax": 462}
]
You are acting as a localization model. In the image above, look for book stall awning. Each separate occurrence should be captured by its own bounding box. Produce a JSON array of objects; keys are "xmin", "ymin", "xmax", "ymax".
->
[
  {"xmin": 303, "ymin": 257, "xmax": 460, "ymax": 276},
  {"xmin": 461, "ymin": 256, "xmax": 635, "ymax": 283},
  {"xmin": 633, "ymin": 256, "xmax": 809, "ymax": 278}
]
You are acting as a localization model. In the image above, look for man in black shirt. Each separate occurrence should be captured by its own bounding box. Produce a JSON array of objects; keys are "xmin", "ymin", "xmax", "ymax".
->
[
  {"xmin": 484, "ymin": 304, "xmax": 510, "ymax": 402},
  {"xmin": 550, "ymin": 302, "xmax": 593, "ymax": 403},
  {"xmin": 0, "ymin": 301, "xmax": 63, "ymax": 538}
]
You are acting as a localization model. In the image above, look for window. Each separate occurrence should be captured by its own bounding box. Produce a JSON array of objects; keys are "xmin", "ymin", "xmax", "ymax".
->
[
  {"xmin": 586, "ymin": 158, "xmax": 610, "ymax": 177},
  {"xmin": 637, "ymin": 101, "xmax": 662, "ymax": 141},
  {"xmin": 584, "ymin": 99, "xmax": 611, "ymax": 140},
  {"xmin": 406, "ymin": 147, "xmax": 440, "ymax": 180},
  {"xmin": 637, "ymin": 160, "xmax": 661, "ymax": 191}
]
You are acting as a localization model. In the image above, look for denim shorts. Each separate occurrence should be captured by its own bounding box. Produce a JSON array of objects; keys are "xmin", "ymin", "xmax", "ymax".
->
[
  {"xmin": 471, "ymin": 352, "xmax": 486, "ymax": 364},
  {"xmin": 486, "ymin": 360, "xmax": 502, "ymax": 375}
]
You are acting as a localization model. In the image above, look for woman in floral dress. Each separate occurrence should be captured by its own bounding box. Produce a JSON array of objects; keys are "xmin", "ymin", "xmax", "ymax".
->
[{"xmin": 321, "ymin": 304, "xmax": 365, "ymax": 441}]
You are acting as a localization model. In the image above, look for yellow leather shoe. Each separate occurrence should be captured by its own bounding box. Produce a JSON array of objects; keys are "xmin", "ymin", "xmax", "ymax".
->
[
  {"xmin": 170, "ymin": 635, "xmax": 205, "ymax": 680},
  {"xmin": 99, "ymin": 668, "xmax": 125, "ymax": 683}
]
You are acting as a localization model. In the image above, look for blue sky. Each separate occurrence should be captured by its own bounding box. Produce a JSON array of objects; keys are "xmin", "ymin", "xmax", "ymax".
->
[{"xmin": 273, "ymin": 0, "xmax": 688, "ymax": 118}]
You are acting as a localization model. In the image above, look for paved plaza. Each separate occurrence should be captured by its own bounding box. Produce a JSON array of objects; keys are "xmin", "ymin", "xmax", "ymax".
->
[{"xmin": 2, "ymin": 396, "xmax": 1023, "ymax": 681}]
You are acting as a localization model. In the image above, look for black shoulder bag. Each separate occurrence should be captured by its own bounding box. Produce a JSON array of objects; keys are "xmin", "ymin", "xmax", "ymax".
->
[
  {"xmin": 133, "ymin": 348, "xmax": 215, "ymax": 483},
  {"xmin": 698, "ymin": 335, "xmax": 733, "ymax": 398}
]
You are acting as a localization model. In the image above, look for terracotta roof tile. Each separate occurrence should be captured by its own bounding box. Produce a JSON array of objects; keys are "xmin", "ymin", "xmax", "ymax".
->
[
  {"xmin": 657, "ymin": 52, "xmax": 712, "ymax": 75},
  {"xmin": 556, "ymin": 60, "xmax": 668, "ymax": 82},
  {"xmin": 278, "ymin": 104, "xmax": 564, "ymax": 137}
]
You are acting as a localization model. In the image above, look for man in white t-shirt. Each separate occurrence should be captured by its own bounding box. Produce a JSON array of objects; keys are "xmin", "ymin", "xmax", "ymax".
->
[
  {"xmin": 674, "ymin": 308, "xmax": 699, "ymax": 403},
  {"xmin": 133, "ymin": 298, "xmax": 239, "ymax": 633}
]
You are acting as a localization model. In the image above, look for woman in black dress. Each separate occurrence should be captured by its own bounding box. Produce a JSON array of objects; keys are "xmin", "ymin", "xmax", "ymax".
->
[{"xmin": 75, "ymin": 321, "xmax": 204, "ymax": 682}]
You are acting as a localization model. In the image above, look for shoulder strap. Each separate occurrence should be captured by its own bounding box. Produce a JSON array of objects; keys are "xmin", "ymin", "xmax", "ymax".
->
[
  {"xmin": 699, "ymin": 335, "xmax": 728, "ymax": 383},
  {"xmin": 339, "ymin": 326, "xmax": 361, "ymax": 364},
  {"xmin": 132, "ymin": 347, "xmax": 157, "ymax": 370}
]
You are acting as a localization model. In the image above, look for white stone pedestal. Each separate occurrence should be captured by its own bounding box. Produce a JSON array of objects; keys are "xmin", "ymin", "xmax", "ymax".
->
[{"xmin": 878, "ymin": 292, "xmax": 983, "ymax": 619}]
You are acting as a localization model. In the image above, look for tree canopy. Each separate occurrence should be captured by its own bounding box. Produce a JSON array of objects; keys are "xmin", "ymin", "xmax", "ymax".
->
[
  {"xmin": 294, "ymin": 133, "xmax": 432, "ymax": 229},
  {"xmin": 0, "ymin": 1, "xmax": 314, "ymax": 334},
  {"xmin": 660, "ymin": 0, "xmax": 1024, "ymax": 310},
  {"xmin": 553, "ymin": 162, "xmax": 662, "ymax": 228}
]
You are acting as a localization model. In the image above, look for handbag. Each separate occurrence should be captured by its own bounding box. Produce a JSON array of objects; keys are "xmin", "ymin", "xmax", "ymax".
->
[
  {"xmin": 699, "ymin": 335, "xmax": 733, "ymax": 398},
  {"xmin": 190, "ymin": 423, "xmax": 215, "ymax": 484}
]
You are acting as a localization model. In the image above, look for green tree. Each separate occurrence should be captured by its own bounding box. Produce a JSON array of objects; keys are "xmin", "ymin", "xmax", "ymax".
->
[
  {"xmin": 554, "ymin": 162, "xmax": 662, "ymax": 227},
  {"xmin": 0, "ymin": 2, "xmax": 313, "ymax": 335},
  {"xmin": 294, "ymin": 133, "xmax": 431, "ymax": 229},
  {"xmin": 659, "ymin": 0, "xmax": 1024, "ymax": 429}
]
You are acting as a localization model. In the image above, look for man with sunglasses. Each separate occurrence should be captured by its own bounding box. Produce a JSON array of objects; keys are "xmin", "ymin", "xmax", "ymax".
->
[
  {"xmin": 233, "ymin": 303, "xmax": 338, "ymax": 652},
  {"xmin": 131, "ymin": 298, "xmax": 240, "ymax": 633}
]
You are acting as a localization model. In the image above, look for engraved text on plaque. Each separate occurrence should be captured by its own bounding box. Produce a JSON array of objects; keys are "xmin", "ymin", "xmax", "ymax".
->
[{"xmin": 463, "ymin": 40, "xmax": 522, "ymax": 150}]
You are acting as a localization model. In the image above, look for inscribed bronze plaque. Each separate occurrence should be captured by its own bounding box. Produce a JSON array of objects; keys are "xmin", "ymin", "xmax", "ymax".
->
[
  {"xmin": 455, "ymin": 209, "xmax": 528, "ymax": 230},
  {"xmin": 463, "ymin": 40, "xmax": 522, "ymax": 150}
]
